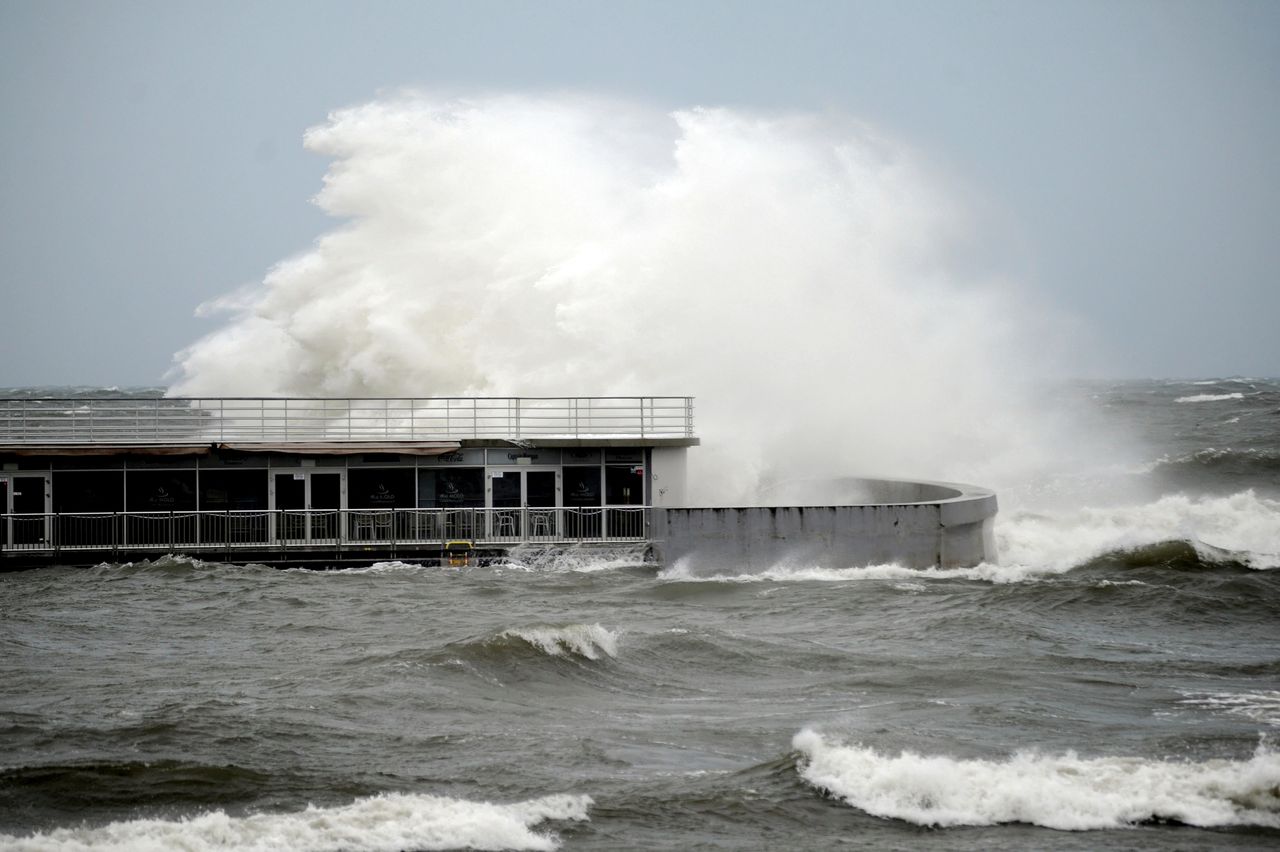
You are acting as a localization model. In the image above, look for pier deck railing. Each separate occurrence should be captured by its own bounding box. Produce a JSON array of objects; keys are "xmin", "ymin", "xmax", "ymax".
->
[
  {"xmin": 1, "ymin": 507, "xmax": 650, "ymax": 555},
  {"xmin": 0, "ymin": 397, "xmax": 694, "ymax": 444}
]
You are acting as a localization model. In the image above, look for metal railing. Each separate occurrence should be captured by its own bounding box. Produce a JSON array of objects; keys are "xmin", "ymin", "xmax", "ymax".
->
[
  {"xmin": 0, "ymin": 397, "xmax": 695, "ymax": 444},
  {"xmin": 0, "ymin": 507, "xmax": 651, "ymax": 554}
]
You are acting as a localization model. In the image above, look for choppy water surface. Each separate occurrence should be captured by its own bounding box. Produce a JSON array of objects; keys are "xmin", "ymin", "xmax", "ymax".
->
[{"xmin": 2, "ymin": 379, "xmax": 1279, "ymax": 851}]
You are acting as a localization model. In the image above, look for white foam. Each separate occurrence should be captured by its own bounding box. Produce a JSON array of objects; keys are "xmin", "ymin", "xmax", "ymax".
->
[
  {"xmin": 1175, "ymin": 392, "xmax": 1246, "ymax": 403},
  {"xmin": 658, "ymin": 560, "xmax": 1035, "ymax": 584},
  {"xmin": 501, "ymin": 545, "xmax": 650, "ymax": 574},
  {"xmin": 0, "ymin": 791, "xmax": 593, "ymax": 852},
  {"xmin": 997, "ymin": 490, "xmax": 1280, "ymax": 571},
  {"xmin": 793, "ymin": 729, "xmax": 1280, "ymax": 830},
  {"xmin": 502, "ymin": 624, "xmax": 619, "ymax": 659}
]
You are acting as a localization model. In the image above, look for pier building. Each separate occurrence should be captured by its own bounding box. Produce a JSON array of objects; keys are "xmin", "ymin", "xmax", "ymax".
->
[
  {"xmin": 0, "ymin": 397, "xmax": 695, "ymax": 568},
  {"xmin": 1, "ymin": 395, "xmax": 998, "ymax": 570}
]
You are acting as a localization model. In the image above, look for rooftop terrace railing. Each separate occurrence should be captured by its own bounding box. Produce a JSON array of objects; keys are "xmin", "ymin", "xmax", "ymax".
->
[{"xmin": 0, "ymin": 397, "xmax": 695, "ymax": 445}]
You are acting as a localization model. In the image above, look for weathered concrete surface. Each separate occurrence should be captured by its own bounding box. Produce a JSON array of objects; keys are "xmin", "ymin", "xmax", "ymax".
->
[{"xmin": 652, "ymin": 477, "xmax": 997, "ymax": 571}]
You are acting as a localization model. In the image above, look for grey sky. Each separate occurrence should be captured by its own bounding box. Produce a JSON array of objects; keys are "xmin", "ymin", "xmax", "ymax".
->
[{"xmin": 1, "ymin": 0, "xmax": 1276, "ymax": 385}]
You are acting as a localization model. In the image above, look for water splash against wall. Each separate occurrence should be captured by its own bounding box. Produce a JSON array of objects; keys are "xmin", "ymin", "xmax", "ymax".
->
[{"xmin": 171, "ymin": 94, "xmax": 1090, "ymax": 503}]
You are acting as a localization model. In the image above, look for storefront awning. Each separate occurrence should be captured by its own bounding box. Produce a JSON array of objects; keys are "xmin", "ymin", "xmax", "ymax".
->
[
  {"xmin": 1, "ymin": 445, "xmax": 212, "ymax": 456},
  {"xmin": 2, "ymin": 441, "xmax": 461, "ymax": 457},
  {"xmin": 216, "ymin": 442, "xmax": 461, "ymax": 456}
]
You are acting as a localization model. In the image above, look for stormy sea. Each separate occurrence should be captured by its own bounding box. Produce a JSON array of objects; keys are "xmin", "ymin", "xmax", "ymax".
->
[{"xmin": 1, "ymin": 377, "xmax": 1278, "ymax": 851}]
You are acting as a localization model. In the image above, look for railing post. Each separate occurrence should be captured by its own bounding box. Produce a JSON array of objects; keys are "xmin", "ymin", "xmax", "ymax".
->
[{"xmin": 111, "ymin": 511, "xmax": 118, "ymax": 562}]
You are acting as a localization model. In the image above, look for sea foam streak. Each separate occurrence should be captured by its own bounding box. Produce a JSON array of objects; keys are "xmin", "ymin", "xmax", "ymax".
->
[
  {"xmin": 0, "ymin": 791, "xmax": 593, "ymax": 852},
  {"xmin": 793, "ymin": 730, "xmax": 1280, "ymax": 830},
  {"xmin": 1179, "ymin": 691, "xmax": 1280, "ymax": 727}
]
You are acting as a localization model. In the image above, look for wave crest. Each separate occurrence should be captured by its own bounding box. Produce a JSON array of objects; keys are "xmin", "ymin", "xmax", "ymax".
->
[
  {"xmin": 793, "ymin": 729, "xmax": 1280, "ymax": 830},
  {"xmin": 998, "ymin": 490, "xmax": 1280, "ymax": 572},
  {"xmin": 1175, "ymin": 392, "xmax": 1247, "ymax": 403},
  {"xmin": 497, "ymin": 624, "xmax": 619, "ymax": 660},
  {"xmin": 0, "ymin": 791, "xmax": 593, "ymax": 852}
]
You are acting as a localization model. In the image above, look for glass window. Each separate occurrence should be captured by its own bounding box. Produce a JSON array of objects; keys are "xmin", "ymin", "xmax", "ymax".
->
[
  {"xmin": 52, "ymin": 456, "xmax": 123, "ymax": 470},
  {"xmin": 418, "ymin": 468, "xmax": 484, "ymax": 508},
  {"xmin": 127, "ymin": 454, "xmax": 197, "ymax": 469},
  {"xmin": 349, "ymin": 468, "xmax": 415, "ymax": 509},
  {"xmin": 563, "ymin": 466, "xmax": 602, "ymax": 506},
  {"xmin": 199, "ymin": 451, "xmax": 266, "ymax": 468},
  {"xmin": 200, "ymin": 470, "xmax": 268, "ymax": 511},
  {"xmin": 53, "ymin": 471, "xmax": 124, "ymax": 513},
  {"xmin": 605, "ymin": 466, "xmax": 644, "ymax": 505},
  {"xmin": 126, "ymin": 470, "xmax": 197, "ymax": 511}
]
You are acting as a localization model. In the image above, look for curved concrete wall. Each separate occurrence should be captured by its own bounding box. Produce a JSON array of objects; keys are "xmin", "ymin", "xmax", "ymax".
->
[{"xmin": 652, "ymin": 477, "xmax": 998, "ymax": 571}]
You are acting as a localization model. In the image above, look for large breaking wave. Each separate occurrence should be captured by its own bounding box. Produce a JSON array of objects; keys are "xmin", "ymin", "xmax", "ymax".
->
[
  {"xmin": 794, "ymin": 729, "xmax": 1280, "ymax": 830},
  {"xmin": 0, "ymin": 791, "xmax": 593, "ymax": 852}
]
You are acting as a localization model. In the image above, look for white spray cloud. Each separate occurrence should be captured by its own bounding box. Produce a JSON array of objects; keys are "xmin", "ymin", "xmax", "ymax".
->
[{"xmin": 172, "ymin": 93, "xmax": 1094, "ymax": 502}]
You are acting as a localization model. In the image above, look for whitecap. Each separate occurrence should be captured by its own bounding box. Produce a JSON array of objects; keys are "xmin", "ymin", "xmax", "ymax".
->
[
  {"xmin": 0, "ymin": 791, "xmax": 593, "ymax": 852},
  {"xmin": 1175, "ymin": 392, "xmax": 1246, "ymax": 403},
  {"xmin": 501, "ymin": 624, "xmax": 619, "ymax": 659},
  {"xmin": 793, "ymin": 729, "xmax": 1280, "ymax": 830}
]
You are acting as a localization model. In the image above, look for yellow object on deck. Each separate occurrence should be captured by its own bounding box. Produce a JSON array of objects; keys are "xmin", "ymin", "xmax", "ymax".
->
[{"xmin": 444, "ymin": 539, "xmax": 473, "ymax": 567}]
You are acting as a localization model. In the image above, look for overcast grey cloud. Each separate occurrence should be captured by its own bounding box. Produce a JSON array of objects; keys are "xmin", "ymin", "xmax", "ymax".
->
[{"xmin": 1, "ymin": 0, "xmax": 1276, "ymax": 385}]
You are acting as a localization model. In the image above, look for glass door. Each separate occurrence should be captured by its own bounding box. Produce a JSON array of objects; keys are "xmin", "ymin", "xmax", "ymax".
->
[
  {"xmin": 273, "ymin": 470, "xmax": 345, "ymax": 543},
  {"xmin": 5, "ymin": 474, "xmax": 50, "ymax": 546},
  {"xmin": 487, "ymin": 469, "xmax": 560, "ymax": 540}
]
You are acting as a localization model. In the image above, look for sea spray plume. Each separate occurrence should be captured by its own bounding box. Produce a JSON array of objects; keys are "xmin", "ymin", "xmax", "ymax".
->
[{"xmin": 171, "ymin": 93, "xmax": 1094, "ymax": 503}]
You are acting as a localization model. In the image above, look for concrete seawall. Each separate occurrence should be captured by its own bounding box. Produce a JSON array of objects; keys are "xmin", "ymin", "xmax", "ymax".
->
[{"xmin": 652, "ymin": 477, "xmax": 998, "ymax": 571}]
